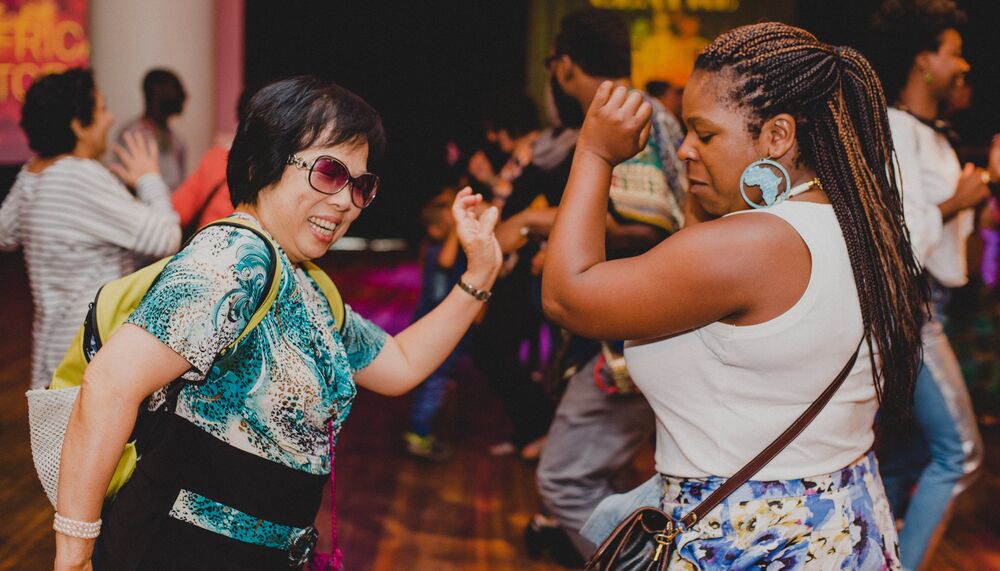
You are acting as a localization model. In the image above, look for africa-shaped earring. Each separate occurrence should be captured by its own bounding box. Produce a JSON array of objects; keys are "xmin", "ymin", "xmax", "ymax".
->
[
  {"xmin": 739, "ymin": 157, "xmax": 791, "ymax": 209},
  {"xmin": 923, "ymin": 70, "xmax": 934, "ymax": 85}
]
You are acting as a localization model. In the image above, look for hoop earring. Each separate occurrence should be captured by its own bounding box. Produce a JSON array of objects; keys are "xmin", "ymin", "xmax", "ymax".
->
[{"xmin": 739, "ymin": 157, "xmax": 791, "ymax": 209}]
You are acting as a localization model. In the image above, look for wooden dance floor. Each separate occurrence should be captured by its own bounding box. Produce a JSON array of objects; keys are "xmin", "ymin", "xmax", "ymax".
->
[{"xmin": 1, "ymin": 249, "xmax": 998, "ymax": 570}]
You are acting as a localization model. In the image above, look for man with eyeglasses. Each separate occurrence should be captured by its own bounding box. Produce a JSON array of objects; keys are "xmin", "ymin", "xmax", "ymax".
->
[{"xmin": 497, "ymin": 8, "xmax": 688, "ymax": 566}]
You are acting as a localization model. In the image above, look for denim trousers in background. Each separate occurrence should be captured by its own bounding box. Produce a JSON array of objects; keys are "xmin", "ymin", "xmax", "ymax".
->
[
  {"xmin": 409, "ymin": 348, "xmax": 461, "ymax": 436},
  {"xmin": 879, "ymin": 279, "xmax": 983, "ymax": 571}
]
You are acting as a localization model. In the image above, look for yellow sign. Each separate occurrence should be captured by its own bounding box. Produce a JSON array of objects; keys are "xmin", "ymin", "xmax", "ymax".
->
[{"xmin": 591, "ymin": 0, "xmax": 739, "ymax": 12}]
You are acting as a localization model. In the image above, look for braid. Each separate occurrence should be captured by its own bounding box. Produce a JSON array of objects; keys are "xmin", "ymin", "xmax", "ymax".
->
[{"xmin": 697, "ymin": 23, "xmax": 927, "ymax": 424}]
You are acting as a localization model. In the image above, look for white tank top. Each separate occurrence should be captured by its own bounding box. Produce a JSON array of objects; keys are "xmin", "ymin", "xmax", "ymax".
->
[{"xmin": 624, "ymin": 201, "xmax": 876, "ymax": 480}]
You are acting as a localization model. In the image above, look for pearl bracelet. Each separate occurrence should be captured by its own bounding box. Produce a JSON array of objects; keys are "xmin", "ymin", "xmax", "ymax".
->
[{"xmin": 53, "ymin": 513, "xmax": 102, "ymax": 539}]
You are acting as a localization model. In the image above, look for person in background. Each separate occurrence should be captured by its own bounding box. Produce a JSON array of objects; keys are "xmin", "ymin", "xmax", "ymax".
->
[
  {"xmin": 867, "ymin": 2, "xmax": 997, "ymax": 569},
  {"xmin": 467, "ymin": 92, "xmax": 542, "ymax": 209},
  {"xmin": 402, "ymin": 188, "xmax": 466, "ymax": 460},
  {"xmin": 171, "ymin": 90, "xmax": 254, "ymax": 231},
  {"xmin": 466, "ymin": 93, "xmax": 557, "ymax": 461},
  {"xmin": 117, "ymin": 68, "xmax": 188, "ymax": 190},
  {"xmin": 645, "ymin": 79, "xmax": 685, "ymax": 136},
  {"xmin": 499, "ymin": 9, "xmax": 687, "ymax": 564},
  {"xmin": 0, "ymin": 68, "xmax": 179, "ymax": 391}
]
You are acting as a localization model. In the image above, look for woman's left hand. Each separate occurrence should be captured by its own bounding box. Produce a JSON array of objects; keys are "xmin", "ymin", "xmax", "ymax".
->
[
  {"xmin": 452, "ymin": 187, "xmax": 502, "ymax": 288},
  {"xmin": 577, "ymin": 82, "xmax": 653, "ymax": 167}
]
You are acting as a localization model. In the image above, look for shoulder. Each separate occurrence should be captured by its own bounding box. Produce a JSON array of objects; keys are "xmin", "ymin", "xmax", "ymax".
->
[
  {"xmin": 10, "ymin": 166, "xmax": 39, "ymax": 192},
  {"xmin": 196, "ymin": 145, "xmax": 229, "ymax": 171},
  {"xmin": 41, "ymin": 157, "xmax": 118, "ymax": 191},
  {"xmin": 665, "ymin": 210, "xmax": 803, "ymax": 271},
  {"xmin": 180, "ymin": 224, "xmax": 273, "ymax": 266},
  {"xmin": 205, "ymin": 145, "xmax": 228, "ymax": 162},
  {"xmin": 887, "ymin": 108, "xmax": 933, "ymax": 145}
]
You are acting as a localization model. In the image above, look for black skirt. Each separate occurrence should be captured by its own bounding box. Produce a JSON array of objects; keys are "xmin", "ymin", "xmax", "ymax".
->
[{"xmin": 95, "ymin": 413, "xmax": 326, "ymax": 570}]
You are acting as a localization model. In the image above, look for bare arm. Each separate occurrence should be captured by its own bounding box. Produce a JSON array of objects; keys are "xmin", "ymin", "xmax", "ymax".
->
[
  {"xmin": 54, "ymin": 325, "xmax": 190, "ymax": 569},
  {"xmin": 355, "ymin": 188, "xmax": 501, "ymax": 395},
  {"xmin": 542, "ymin": 83, "xmax": 804, "ymax": 340}
]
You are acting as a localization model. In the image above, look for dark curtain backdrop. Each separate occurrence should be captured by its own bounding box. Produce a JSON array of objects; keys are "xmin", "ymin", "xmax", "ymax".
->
[{"xmin": 245, "ymin": 1, "xmax": 530, "ymax": 241}]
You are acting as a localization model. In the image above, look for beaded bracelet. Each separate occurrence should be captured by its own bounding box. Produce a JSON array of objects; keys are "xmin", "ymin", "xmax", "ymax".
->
[{"xmin": 53, "ymin": 513, "xmax": 102, "ymax": 539}]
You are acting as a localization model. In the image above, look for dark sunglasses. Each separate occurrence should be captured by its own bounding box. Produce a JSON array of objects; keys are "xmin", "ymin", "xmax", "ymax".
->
[{"xmin": 286, "ymin": 154, "xmax": 380, "ymax": 209}]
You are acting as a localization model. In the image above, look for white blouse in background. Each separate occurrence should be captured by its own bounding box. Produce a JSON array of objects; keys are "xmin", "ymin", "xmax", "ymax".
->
[{"xmin": 888, "ymin": 107, "xmax": 973, "ymax": 287}]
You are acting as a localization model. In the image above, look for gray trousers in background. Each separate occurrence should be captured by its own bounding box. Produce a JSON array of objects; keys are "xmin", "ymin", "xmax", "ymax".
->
[{"xmin": 536, "ymin": 353, "xmax": 656, "ymax": 558}]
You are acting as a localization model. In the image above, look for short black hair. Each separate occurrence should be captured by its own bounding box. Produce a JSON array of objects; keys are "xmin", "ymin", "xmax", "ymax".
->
[
  {"xmin": 227, "ymin": 76, "xmax": 385, "ymax": 207},
  {"xmin": 555, "ymin": 9, "xmax": 631, "ymax": 79},
  {"xmin": 868, "ymin": 0, "xmax": 966, "ymax": 101},
  {"xmin": 20, "ymin": 67, "xmax": 96, "ymax": 158},
  {"xmin": 645, "ymin": 80, "xmax": 673, "ymax": 98},
  {"xmin": 143, "ymin": 68, "xmax": 183, "ymax": 102}
]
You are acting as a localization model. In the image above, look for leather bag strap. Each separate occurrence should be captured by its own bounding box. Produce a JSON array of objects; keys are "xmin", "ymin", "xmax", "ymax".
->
[{"xmin": 678, "ymin": 338, "xmax": 864, "ymax": 529}]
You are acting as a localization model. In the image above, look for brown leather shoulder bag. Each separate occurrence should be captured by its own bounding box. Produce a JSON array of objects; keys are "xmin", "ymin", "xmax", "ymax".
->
[{"xmin": 584, "ymin": 341, "xmax": 863, "ymax": 571}]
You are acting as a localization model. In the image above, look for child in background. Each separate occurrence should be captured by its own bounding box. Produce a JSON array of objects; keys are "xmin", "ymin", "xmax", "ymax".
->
[{"xmin": 403, "ymin": 189, "xmax": 467, "ymax": 460}]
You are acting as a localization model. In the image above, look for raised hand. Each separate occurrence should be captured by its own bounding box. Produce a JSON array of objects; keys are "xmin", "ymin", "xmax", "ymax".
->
[
  {"xmin": 109, "ymin": 131, "xmax": 160, "ymax": 187},
  {"xmin": 577, "ymin": 81, "xmax": 653, "ymax": 167},
  {"xmin": 451, "ymin": 187, "xmax": 502, "ymax": 287}
]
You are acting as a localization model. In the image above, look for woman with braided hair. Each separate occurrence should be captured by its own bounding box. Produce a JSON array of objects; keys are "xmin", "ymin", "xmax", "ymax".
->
[
  {"xmin": 868, "ymin": 2, "xmax": 996, "ymax": 569},
  {"xmin": 543, "ymin": 22, "xmax": 924, "ymax": 569}
]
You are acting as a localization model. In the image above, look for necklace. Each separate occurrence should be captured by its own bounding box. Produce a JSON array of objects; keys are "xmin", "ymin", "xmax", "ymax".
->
[{"xmin": 787, "ymin": 178, "xmax": 822, "ymax": 199}]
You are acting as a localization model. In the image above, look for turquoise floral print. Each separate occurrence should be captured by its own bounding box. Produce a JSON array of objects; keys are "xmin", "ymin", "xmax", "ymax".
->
[{"xmin": 128, "ymin": 215, "xmax": 386, "ymax": 475}]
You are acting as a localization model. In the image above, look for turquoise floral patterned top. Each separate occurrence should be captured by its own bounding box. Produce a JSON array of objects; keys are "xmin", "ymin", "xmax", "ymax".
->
[{"xmin": 127, "ymin": 215, "xmax": 386, "ymax": 475}]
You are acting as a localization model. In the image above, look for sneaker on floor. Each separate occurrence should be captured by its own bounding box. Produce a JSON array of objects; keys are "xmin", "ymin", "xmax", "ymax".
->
[{"xmin": 403, "ymin": 432, "xmax": 453, "ymax": 462}]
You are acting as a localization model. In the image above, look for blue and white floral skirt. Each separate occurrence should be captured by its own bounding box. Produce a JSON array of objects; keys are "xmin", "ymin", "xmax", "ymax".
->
[{"xmin": 658, "ymin": 451, "xmax": 900, "ymax": 570}]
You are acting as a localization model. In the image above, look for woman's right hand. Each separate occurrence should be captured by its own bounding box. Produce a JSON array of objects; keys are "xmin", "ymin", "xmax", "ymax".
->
[
  {"xmin": 109, "ymin": 131, "xmax": 161, "ymax": 187},
  {"xmin": 577, "ymin": 82, "xmax": 653, "ymax": 167}
]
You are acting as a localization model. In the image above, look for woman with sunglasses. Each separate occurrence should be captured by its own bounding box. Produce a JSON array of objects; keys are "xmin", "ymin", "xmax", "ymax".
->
[{"xmin": 53, "ymin": 76, "xmax": 501, "ymax": 570}]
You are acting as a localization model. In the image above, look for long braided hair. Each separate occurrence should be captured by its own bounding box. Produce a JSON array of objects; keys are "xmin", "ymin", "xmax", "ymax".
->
[{"xmin": 696, "ymin": 22, "xmax": 927, "ymax": 424}]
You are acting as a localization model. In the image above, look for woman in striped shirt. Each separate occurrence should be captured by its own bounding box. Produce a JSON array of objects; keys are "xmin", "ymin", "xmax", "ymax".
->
[{"xmin": 0, "ymin": 68, "xmax": 180, "ymax": 390}]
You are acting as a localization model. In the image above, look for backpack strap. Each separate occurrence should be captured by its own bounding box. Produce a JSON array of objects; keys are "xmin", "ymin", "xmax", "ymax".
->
[
  {"xmin": 197, "ymin": 217, "xmax": 284, "ymax": 354},
  {"xmin": 302, "ymin": 261, "xmax": 346, "ymax": 332}
]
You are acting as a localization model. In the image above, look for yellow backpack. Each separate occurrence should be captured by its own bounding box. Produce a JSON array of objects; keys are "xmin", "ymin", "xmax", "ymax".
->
[{"xmin": 31, "ymin": 217, "xmax": 345, "ymax": 504}]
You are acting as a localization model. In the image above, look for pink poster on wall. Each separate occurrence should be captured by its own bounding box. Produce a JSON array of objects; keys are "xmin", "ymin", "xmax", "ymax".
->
[{"xmin": 0, "ymin": 0, "xmax": 89, "ymax": 164}]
